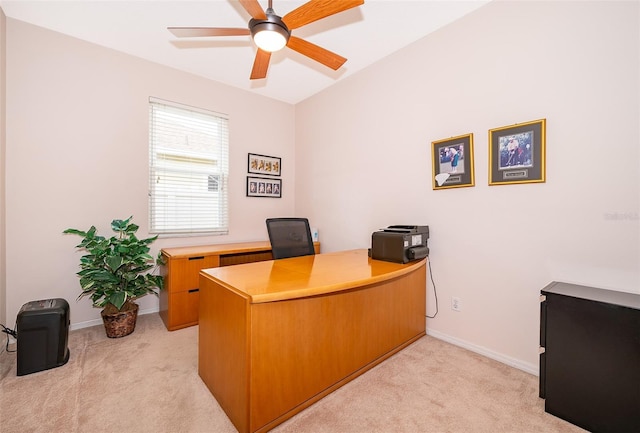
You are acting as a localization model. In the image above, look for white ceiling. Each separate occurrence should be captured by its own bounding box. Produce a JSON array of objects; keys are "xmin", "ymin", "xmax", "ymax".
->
[{"xmin": 0, "ymin": 0, "xmax": 490, "ymax": 104}]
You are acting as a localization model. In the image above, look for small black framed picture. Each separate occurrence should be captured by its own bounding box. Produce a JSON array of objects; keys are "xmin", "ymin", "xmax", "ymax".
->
[
  {"xmin": 247, "ymin": 176, "xmax": 281, "ymax": 198},
  {"xmin": 489, "ymin": 119, "xmax": 546, "ymax": 185},
  {"xmin": 248, "ymin": 153, "xmax": 281, "ymax": 176}
]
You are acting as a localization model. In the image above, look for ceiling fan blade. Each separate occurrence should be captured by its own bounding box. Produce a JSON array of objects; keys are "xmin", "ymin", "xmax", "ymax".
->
[
  {"xmin": 282, "ymin": 0, "xmax": 363, "ymax": 30},
  {"xmin": 168, "ymin": 27, "xmax": 250, "ymax": 38},
  {"xmin": 286, "ymin": 36, "xmax": 346, "ymax": 70},
  {"xmin": 239, "ymin": 0, "xmax": 266, "ymax": 20},
  {"xmin": 250, "ymin": 49, "xmax": 272, "ymax": 80}
]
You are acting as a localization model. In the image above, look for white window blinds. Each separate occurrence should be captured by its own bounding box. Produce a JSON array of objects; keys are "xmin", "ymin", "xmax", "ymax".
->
[{"xmin": 149, "ymin": 97, "xmax": 229, "ymax": 235}]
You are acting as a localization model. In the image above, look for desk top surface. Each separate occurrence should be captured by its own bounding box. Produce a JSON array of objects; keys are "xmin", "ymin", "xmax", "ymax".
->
[
  {"xmin": 200, "ymin": 249, "xmax": 426, "ymax": 303},
  {"xmin": 161, "ymin": 241, "xmax": 319, "ymax": 259},
  {"xmin": 161, "ymin": 241, "xmax": 274, "ymax": 258}
]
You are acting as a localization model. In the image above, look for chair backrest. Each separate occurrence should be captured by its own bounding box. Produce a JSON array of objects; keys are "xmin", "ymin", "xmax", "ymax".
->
[{"xmin": 266, "ymin": 218, "xmax": 315, "ymax": 259}]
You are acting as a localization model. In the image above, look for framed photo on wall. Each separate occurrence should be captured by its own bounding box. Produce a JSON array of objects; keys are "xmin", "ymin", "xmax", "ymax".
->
[
  {"xmin": 431, "ymin": 133, "xmax": 475, "ymax": 190},
  {"xmin": 248, "ymin": 153, "xmax": 281, "ymax": 176},
  {"xmin": 247, "ymin": 176, "xmax": 282, "ymax": 198},
  {"xmin": 489, "ymin": 119, "xmax": 546, "ymax": 185}
]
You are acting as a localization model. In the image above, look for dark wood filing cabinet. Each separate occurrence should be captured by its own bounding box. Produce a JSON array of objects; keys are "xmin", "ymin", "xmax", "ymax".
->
[{"xmin": 539, "ymin": 281, "xmax": 640, "ymax": 432}]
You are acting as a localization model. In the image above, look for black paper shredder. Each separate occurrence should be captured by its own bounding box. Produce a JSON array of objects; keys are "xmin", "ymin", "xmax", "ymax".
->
[{"xmin": 16, "ymin": 298, "xmax": 70, "ymax": 376}]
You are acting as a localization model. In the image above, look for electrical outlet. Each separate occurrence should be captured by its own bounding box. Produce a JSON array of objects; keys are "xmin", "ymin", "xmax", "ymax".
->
[{"xmin": 451, "ymin": 297, "xmax": 462, "ymax": 312}]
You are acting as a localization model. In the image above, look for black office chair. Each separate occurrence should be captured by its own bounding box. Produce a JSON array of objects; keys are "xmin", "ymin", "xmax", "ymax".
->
[{"xmin": 266, "ymin": 217, "xmax": 316, "ymax": 259}]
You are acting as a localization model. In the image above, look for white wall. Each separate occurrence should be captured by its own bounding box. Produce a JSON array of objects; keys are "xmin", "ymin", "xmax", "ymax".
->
[
  {"xmin": 3, "ymin": 1, "xmax": 639, "ymax": 376},
  {"xmin": 4, "ymin": 19, "xmax": 296, "ymax": 328},
  {"xmin": 0, "ymin": 8, "xmax": 6, "ymax": 328},
  {"xmin": 295, "ymin": 0, "xmax": 640, "ymax": 373}
]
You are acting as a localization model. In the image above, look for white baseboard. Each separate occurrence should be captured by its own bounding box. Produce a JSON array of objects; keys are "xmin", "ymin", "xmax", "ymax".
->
[
  {"xmin": 426, "ymin": 328, "xmax": 539, "ymax": 376},
  {"xmin": 69, "ymin": 306, "xmax": 160, "ymax": 331}
]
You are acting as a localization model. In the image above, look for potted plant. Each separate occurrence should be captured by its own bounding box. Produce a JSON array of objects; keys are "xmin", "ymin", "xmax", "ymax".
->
[{"xmin": 63, "ymin": 216, "xmax": 164, "ymax": 338}]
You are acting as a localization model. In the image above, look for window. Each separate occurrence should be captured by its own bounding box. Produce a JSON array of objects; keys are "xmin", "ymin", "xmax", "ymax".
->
[{"xmin": 149, "ymin": 97, "xmax": 229, "ymax": 235}]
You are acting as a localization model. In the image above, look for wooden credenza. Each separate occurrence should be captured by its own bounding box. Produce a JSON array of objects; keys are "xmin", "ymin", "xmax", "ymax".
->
[
  {"xmin": 199, "ymin": 249, "xmax": 427, "ymax": 433},
  {"xmin": 159, "ymin": 241, "xmax": 320, "ymax": 331}
]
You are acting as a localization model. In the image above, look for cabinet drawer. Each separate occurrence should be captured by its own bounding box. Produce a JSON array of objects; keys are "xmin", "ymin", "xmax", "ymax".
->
[
  {"xmin": 168, "ymin": 255, "xmax": 219, "ymax": 292},
  {"xmin": 170, "ymin": 289, "xmax": 200, "ymax": 329}
]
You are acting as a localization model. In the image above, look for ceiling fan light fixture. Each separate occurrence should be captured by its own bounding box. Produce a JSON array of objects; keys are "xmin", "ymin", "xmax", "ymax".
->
[{"xmin": 250, "ymin": 16, "xmax": 290, "ymax": 52}]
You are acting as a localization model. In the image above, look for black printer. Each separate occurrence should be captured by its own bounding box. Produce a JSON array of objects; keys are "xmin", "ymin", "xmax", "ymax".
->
[{"xmin": 370, "ymin": 225, "xmax": 429, "ymax": 264}]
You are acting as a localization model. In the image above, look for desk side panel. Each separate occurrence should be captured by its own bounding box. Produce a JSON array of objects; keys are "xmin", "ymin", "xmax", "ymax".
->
[
  {"xmin": 249, "ymin": 262, "xmax": 426, "ymax": 431},
  {"xmin": 199, "ymin": 276, "xmax": 250, "ymax": 433}
]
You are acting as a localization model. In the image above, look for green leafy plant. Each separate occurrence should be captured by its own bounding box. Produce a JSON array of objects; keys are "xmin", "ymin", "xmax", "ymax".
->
[{"xmin": 63, "ymin": 216, "xmax": 164, "ymax": 312}]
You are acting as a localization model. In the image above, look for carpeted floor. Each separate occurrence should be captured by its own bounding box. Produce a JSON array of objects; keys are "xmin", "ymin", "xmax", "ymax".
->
[{"xmin": 0, "ymin": 313, "xmax": 584, "ymax": 433}]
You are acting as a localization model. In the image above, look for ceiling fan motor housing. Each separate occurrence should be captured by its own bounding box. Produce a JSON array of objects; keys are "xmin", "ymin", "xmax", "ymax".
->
[{"xmin": 249, "ymin": 10, "xmax": 291, "ymax": 52}]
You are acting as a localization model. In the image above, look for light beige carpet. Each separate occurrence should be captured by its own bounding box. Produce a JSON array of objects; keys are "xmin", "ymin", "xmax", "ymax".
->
[{"xmin": 0, "ymin": 313, "xmax": 583, "ymax": 433}]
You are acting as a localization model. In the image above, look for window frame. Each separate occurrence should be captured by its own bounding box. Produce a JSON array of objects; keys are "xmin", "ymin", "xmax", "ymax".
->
[{"xmin": 148, "ymin": 97, "xmax": 229, "ymax": 236}]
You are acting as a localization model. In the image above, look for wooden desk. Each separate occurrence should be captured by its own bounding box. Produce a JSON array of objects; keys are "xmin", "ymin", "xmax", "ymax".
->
[
  {"xmin": 199, "ymin": 249, "xmax": 427, "ymax": 433},
  {"xmin": 159, "ymin": 241, "xmax": 320, "ymax": 331}
]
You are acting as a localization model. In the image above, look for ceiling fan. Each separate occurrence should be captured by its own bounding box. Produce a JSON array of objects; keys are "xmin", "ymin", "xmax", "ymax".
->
[{"xmin": 168, "ymin": 0, "xmax": 364, "ymax": 80}]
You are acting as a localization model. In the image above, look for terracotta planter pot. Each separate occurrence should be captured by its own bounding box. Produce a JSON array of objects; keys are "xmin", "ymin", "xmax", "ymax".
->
[{"xmin": 101, "ymin": 302, "xmax": 139, "ymax": 338}]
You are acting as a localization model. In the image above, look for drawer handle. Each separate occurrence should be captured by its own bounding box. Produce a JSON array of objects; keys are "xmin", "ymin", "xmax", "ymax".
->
[
  {"xmin": 188, "ymin": 288, "xmax": 200, "ymax": 293},
  {"xmin": 189, "ymin": 256, "xmax": 205, "ymax": 261}
]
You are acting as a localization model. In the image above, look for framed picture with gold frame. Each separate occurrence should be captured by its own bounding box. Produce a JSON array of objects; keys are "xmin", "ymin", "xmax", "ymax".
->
[
  {"xmin": 431, "ymin": 133, "xmax": 475, "ymax": 190},
  {"xmin": 489, "ymin": 119, "xmax": 546, "ymax": 185}
]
